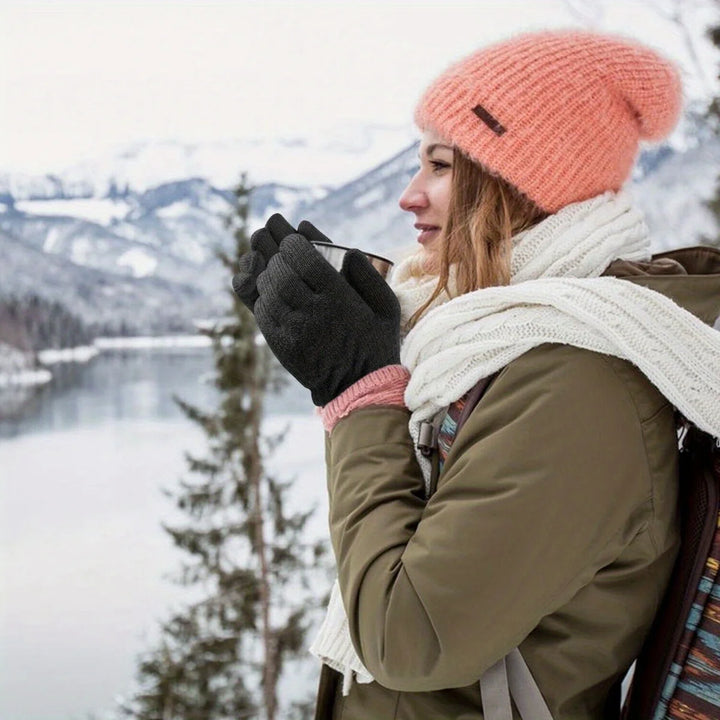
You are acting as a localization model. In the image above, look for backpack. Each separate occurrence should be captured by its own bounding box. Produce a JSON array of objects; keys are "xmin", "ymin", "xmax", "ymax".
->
[
  {"xmin": 444, "ymin": 379, "xmax": 720, "ymax": 719},
  {"xmin": 621, "ymin": 416, "xmax": 720, "ymax": 719}
]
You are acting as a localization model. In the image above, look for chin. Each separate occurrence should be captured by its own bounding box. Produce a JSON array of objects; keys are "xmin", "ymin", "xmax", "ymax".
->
[{"xmin": 421, "ymin": 251, "xmax": 441, "ymax": 275}]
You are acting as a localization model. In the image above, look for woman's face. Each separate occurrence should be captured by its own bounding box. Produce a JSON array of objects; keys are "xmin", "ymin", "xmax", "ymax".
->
[{"xmin": 398, "ymin": 128, "xmax": 454, "ymax": 271}]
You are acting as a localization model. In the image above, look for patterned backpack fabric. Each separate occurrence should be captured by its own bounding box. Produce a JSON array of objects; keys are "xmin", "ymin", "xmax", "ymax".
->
[
  {"xmin": 622, "ymin": 419, "xmax": 720, "ymax": 719},
  {"xmin": 441, "ymin": 380, "xmax": 720, "ymax": 719}
]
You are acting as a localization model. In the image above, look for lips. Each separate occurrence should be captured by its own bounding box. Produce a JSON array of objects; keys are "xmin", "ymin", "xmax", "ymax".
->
[{"xmin": 415, "ymin": 223, "xmax": 441, "ymax": 245}]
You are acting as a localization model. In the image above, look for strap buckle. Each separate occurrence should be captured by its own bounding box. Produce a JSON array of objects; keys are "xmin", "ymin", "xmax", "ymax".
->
[{"xmin": 417, "ymin": 421, "xmax": 438, "ymax": 457}]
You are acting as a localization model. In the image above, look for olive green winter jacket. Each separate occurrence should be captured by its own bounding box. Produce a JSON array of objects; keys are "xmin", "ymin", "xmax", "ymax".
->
[{"xmin": 314, "ymin": 247, "xmax": 720, "ymax": 720}]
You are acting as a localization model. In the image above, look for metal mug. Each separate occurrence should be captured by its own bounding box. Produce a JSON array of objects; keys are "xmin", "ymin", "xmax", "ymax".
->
[{"xmin": 311, "ymin": 242, "xmax": 394, "ymax": 281}]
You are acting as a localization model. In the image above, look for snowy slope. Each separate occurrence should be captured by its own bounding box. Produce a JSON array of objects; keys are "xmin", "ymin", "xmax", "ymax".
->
[{"xmin": 0, "ymin": 227, "xmax": 211, "ymax": 334}]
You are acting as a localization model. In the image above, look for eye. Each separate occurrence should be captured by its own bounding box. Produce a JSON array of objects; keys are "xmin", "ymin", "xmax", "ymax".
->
[{"xmin": 430, "ymin": 160, "xmax": 451, "ymax": 173}]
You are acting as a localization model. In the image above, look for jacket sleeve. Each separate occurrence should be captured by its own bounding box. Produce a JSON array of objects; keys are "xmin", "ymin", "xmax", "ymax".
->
[{"xmin": 325, "ymin": 345, "xmax": 655, "ymax": 692}]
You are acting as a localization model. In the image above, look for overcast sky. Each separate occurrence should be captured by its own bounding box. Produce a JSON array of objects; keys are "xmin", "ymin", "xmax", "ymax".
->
[{"xmin": 0, "ymin": 1, "xmax": 717, "ymax": 171}]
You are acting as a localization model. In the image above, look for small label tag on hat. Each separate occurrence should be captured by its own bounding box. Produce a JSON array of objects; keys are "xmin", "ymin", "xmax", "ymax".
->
[{"xmin": 472, "ymin": 105, "xmax": 506, "ymax": 136}]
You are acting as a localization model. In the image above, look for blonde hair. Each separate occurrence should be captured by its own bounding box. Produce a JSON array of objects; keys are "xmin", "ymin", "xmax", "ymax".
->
[{"xmin": 409, "ymin": 148, "xmax": 550, "ymax": 327}]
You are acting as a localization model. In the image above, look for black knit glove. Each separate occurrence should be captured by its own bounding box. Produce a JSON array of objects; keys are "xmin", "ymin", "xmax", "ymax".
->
[
  {"xmin": 253, "ymin": 232, "xmax": 400, "ymax": 406},
  {"xmin": 232, "ymin": 214, "xmax": 333, "ymax": 311}
]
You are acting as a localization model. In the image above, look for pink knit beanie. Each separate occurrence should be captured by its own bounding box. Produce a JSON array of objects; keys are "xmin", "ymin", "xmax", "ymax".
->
[{"xmin": 414, "ymin": 29, "xmax": 683, "ymax": 213}]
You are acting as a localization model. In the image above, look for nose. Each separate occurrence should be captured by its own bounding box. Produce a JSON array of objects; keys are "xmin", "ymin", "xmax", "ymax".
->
[{"xmin": 398, "ymin": 172, "xmax": 428, "ymax": 213}]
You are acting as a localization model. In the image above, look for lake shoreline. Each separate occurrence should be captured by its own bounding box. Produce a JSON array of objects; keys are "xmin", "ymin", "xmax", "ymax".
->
[{"xmin": 0, "ymin": 334, "xmax": 213, "ymax": 388}]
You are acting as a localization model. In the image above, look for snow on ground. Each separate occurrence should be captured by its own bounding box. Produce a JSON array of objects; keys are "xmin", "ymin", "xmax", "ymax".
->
[
  {"xmin": 37, "ymin": 346, "xmax": 99, "ymax": 365},
  {"xmin": 70, "ymin": 236, "xmax": 92, "ymax": 265},
  {"xmin": 0, "ymin": 368, "xmax": 52, "ymax": 388},
  {"xmin": 156, "ymin": 199, "xmax": 192, "ymax": 219},
  {"xmin": 353, "ymin": 185, "xmax": 385, "ymax": 210},
  {"xmin": 94, "ymin": 335, "xmax": 212, "ymax": 350},
  {"xmin": 116, "ymin": 247, "xmax": 158, "ymax": 278},
  {"xmin": 42, "ymin": 226, "xmax": 60, "ymax": 252},
  {"xmin": 15, "ymin": 197, "xmax": 132, "ymax": 225}
]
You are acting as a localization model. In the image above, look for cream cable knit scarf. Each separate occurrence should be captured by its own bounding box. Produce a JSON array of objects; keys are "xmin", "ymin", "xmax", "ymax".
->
[{"xmin": 309, "ymin": 190, "xmax": 720, "ymax": 694}]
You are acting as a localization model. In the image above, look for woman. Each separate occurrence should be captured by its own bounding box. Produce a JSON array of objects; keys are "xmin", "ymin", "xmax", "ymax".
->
[{"xmin": 233, "ymin": 29, "xmax": 720, "ymax": 719}]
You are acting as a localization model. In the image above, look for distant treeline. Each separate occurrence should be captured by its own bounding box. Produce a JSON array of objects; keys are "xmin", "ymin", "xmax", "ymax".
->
[{"xmin": 0, "ymin": 295, "xmax": 94, "ymax": 352}]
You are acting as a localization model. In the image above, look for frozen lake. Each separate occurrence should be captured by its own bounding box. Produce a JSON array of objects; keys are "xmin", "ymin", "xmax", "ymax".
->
[{"xmin": 0, "ymin": 347, "xmax": 327, "ymax": 720}]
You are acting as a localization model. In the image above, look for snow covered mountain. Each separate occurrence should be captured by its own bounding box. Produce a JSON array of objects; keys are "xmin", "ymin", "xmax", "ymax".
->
[
  {"xmin": 0, "ymin": 118, "xmax": 718, "ymax": 335},
  {"xmin": 0, "ymin": 124, "xmax": 420, "ymax": 333}
]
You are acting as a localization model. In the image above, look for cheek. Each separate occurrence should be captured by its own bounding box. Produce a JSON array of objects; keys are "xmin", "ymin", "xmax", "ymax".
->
[{"xmin": 435, "ymin": 177, "xmax": 452, "ymax": 219}]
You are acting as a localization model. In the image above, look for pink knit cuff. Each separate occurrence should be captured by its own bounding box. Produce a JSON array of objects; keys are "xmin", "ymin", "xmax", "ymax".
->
[{"xmin": 319, "ymin": 365, "xmax": 410, "ymax": 432}]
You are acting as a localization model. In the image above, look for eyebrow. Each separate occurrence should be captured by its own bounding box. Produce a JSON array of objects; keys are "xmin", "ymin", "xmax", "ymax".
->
[{"xmin": 417, "ymin": 142, "xmax": 453, "ymax": 159}]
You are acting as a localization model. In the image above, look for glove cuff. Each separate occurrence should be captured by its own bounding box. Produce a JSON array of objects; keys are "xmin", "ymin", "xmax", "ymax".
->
[{"xmin": 319, "ymin": 365, "xmax": 410, "ymax": 432}]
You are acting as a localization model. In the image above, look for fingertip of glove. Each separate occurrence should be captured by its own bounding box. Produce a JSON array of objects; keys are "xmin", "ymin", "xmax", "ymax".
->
[
  {"xmin": 231, "ymin": 269, "xmax": 248, "ymax": 289},
  {"xmin": 341, "ymin": 248, "xmax": 371, "ymax": 274},
  {"xmin": 266, "ymin": 213, "xmax": 296, "ymax": 241},
  {"xmin": 231, "ymin": 271, "xmax": 258, "ymax": 308},
  {"xmin": 231, "ymin": 274, "xmax": 242, "ymax": 298},
  {"xmin": 280, "ymin": 232, "xmax": 313, "ymax": 254},
  {"xmin": 297, "ymin": 219, "xmax": 332, "ymax": 245},
  {"xmin": 250, "ymin": 227, "xmax": 272, "ymax": 253},
  {"xmin": 231, "ymin": 271, "xmax": 248, "ymax": 291},
  {"xmin": 238, "ymin": 249, "xmax": 265, "ymax": 274}
]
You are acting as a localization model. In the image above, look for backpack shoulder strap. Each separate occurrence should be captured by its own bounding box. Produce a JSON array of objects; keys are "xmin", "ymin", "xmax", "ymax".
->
[
  {"xmin": 456, "ymin": 372, "xmax": 554, "ymax": 719},
  {"xmin": 455, "ymin": 371, "xmax": 500, "ymax": 437}
]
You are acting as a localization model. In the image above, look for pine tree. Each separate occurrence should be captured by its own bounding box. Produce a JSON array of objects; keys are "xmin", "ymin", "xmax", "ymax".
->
[
  {"xmin": 0, "ymin": 294, "xmax": 93, "ymax": 353},
  {"xmin": 120, "ymin": 175, "xmax": 328, "ymax": 720}
]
